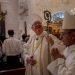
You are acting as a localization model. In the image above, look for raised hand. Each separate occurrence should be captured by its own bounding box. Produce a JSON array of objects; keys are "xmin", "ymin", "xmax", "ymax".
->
[{"xmin": 51, "ymin": 48, "xmax": 65, "ymax": 60}]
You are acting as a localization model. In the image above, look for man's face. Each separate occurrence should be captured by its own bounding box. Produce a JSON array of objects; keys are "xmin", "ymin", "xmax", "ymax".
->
[
  {"xmin": 60, "ymin": 30, "xmax": 73, "ymax": 46},
  {"xmin": 32, "ymin": 21, "xmax": 43, "ymax": 35}
]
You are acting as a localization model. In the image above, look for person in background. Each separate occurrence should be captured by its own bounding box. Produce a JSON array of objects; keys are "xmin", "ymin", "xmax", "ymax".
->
[
  {"xmin": 21, "ymin": 34, "xmax": 28, "ymax": 45},
  {"xmin": 47, "ymin": 12, "xmax": 75, "ymax": 75},
  {"xmin": 25, "ymin": 35, "xmax": 30, "ymax": 43},
  {"xmin": 23, "ymin": 14, "xmax": 65, "ymax": 75},
  {"xmin": 21, "ymin": 34, "xmax": 29, "ymax": 66},
  {"xmin": 2, "ymin": 30, "xmax": 23, "ymax": 69}
]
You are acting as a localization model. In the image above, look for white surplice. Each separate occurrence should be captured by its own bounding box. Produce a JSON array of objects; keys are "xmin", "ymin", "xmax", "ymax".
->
[{"xmin": 47, "ymin": 44, "xmax": 75, "ymax": 75}]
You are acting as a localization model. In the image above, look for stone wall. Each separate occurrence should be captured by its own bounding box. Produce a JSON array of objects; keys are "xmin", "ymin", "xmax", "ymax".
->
[{"xmin": 1, "ymin": 0, "xmax": 75, "ymax": 37}]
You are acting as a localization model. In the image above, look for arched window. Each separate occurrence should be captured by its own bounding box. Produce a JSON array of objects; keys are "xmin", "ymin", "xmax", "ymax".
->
[
  {"xmin": 47, "ymin": 11, "xmax": 64, "ymax": 38},
  {"xmin": 51, "ymin": 11, "xmax": 64, "ymax": 23}
]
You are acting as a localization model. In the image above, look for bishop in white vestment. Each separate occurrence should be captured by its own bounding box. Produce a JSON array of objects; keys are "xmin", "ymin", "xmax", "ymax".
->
[
  {"xmin": 47, "ymin": 12, "xmax": 75, "ymax": 75},
  {"xmin": 23, "ymin": 15, "xmax": 65, "ymax": 75}
]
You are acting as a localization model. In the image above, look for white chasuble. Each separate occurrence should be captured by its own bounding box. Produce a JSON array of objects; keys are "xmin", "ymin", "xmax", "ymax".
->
[{"xmin": 24, "ymin": 32, "xmax": 51, "ymax": 75}]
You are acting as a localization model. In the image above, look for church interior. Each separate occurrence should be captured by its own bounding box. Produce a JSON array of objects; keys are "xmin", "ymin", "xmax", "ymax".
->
[{"xmin": 0, "ymin": 0, "xmax": 75, "ymax": 75}]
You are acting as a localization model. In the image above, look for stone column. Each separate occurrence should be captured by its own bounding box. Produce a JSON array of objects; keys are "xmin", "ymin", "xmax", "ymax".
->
[{"xmin": 1, "ymin": 0, "xmax": 19, "ymax": 38}]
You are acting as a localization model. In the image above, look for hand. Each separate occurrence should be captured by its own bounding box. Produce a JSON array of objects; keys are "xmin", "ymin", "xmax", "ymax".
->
[
  {"xmin": 46, "ymin": 36, "xmax": 54, "ymax": 45},
  {"xmin": 30, "ymin": 59, "xmax": 37, "ymax": 66},
  {"xmin": 26, "ymin": 56, "xmax": 36, "ymax": 66},
  {"xmin": 51, "ymin": 48, "xmax": 65, "ymax": 60},
  {"xmin": 26, "ymin": 56, "xmax": 34, "ymax": 64}
]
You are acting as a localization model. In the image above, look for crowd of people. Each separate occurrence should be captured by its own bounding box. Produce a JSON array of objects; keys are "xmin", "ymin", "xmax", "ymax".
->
[{"xmin": 0, "ymin": 11, "xmax": 75, "ymax": 75}]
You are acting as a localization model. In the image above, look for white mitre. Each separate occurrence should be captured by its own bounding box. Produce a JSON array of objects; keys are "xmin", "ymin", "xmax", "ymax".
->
[
  {"xmin": 27, "ymin": 14, "xmax": 43, "ymax": 26},
  {"xmin": 62, "ymin": 11, "xmax": 75, "ymax": 29}
]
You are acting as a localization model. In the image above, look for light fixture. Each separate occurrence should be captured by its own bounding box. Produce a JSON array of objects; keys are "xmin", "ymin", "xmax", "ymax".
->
[{"xmin": 71, "ymin": 8, "xmax": 75, "ymax": 15}]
